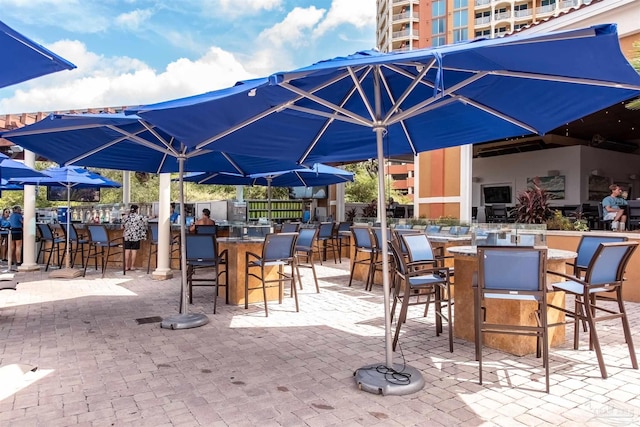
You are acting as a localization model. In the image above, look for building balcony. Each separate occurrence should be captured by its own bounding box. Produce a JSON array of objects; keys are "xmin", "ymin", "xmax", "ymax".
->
[
  {"xmin": 392, "ymin": 11, "xmax": 419, "ymax": 22},
  {"xmin": 514, "ymin": 9, "xmax": 533, "ymax": 19},
  {"xmin": 475, "ymin": 0, "xmax": 491, "ymax": 6},
  {"xmin": 560, "ymin": 0, "xmax": 581, "ymax": 9},
  {"xmin": 475, "ymin": 16, "xmax": 491, "ymax": 26},
  {"xmin": 392, "ymin": 29, "xmax": 419, "ymax": 40},
  {"xmin": 536, "ymin": 4, "xmax": 557, "ymax": 15},
  {"xmin": 494, "ymin": 11, "xmax": 512, "ymax": 21}
]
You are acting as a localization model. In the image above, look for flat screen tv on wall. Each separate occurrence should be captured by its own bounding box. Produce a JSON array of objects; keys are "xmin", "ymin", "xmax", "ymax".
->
[
  {"xmin": 483, "ymin": 185, "xmax": 512, "ymax": 204},
  {"xmin": 289, "ymin": 186, "xmax": 328, "ymax": 199},
  {"xmin": 47, "ymin": 186, "xmax": 100, "ymax": 202}
]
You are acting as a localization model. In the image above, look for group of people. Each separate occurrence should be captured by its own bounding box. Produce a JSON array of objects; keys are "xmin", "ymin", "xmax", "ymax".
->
[{"xmin": 0, "ymin": 206, "xmax": 23, "ymax": 265}]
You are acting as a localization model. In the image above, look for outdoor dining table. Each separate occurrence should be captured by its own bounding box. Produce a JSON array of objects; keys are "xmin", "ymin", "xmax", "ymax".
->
[{"xmin": 447, "ymin": 245, "xmax": 577, "ymax": 356}]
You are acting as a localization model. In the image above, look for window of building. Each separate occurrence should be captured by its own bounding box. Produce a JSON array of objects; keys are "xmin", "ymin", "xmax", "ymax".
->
[
  {"xmin": 475, "ymin": 11, "xmax": 490, "ymax": 18},
  {"xmin": 453, "ymin": 0, "xmax": 468, "ymax": 9},
  {"xmin": 475, "ymin": 29, "xmax": 491, "ymax": 37},
  {"xmin": 453, "ymin": 28, "xmax": 468, "ymax": 43},
  {"xmin": 541, "ymin": 0, "xmax": 556, "ymax": 6},
  {"xmin": 432, "ymin": 35, "xmax": 446, "ymax": 47},
  {"xmin": 432, "ymin": 0, "xmax": 446, "ymax": 17},
  {"xmin": 453, "ymin": 10, "xmax": 468, "ymax": 28},
  {"xmin": 514, "ymin": 3, "xmax": 528, "ymax": 11},
  {"xmin": 432, "ymin": 18, "xmax": 446, "ymax": 35}
]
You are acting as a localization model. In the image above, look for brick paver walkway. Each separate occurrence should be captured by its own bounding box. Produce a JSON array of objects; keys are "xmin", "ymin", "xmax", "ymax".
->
[{"xmin": 1, "ymin": 260, "xmax": 640, "ymax": 426}]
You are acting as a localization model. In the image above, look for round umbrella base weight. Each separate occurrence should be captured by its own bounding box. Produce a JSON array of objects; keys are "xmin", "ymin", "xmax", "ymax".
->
[
  {"xmin": 49, "ymin": 268, "xmax": 83, "ymax": 279},
  {"xmin": 160, "ymin": 313, "xmax": 209, "ymax": 330},
  {"xmin": 354, "ymin": 363, "xmax": 425, "ymax": 396}
]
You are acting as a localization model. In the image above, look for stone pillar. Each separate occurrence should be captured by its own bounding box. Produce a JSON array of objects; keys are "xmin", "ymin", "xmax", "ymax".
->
[
  {"xmin": 152, "ymin": 173, "xmax": 173, "ymax": 280},
  {"xmin": 18, "ymin": 150, "xmax": 39, "ymax": 272}
]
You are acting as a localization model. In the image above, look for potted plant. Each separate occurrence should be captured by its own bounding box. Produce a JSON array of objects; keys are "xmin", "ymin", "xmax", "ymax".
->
[
  {"xmin": 345, "ymin": 207, "xmax": 357, "ymax": 223},
  {"xmin": 513, "ymin": 180, "xmax": 553, "ymax": 224}
]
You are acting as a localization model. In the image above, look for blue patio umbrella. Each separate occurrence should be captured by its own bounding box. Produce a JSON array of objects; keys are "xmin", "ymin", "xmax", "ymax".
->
[
  {"xmin": 0, "ymin": 20, "xmax": 75, "ymax": 88},
  {"xmin": 12, "ymin": 166, "xmax": 121, "ymax": 278},
  {"xmin": 0, "ymin": 153, "xmax": 48, "ymax": 180},
  {"xmin": 183, "ymin": 163, "xmax": 354, "ymax": 220},
  {"xmin": 0, "ymin": 179, "xmax": 22, "ymax": 190},
  {"xmin": 1, "ymin": 113, "xmax": 309, "ymax": 328},
  {"xmin": 128, "ymin": 24, "xmax": 640, "ymax": 394}
]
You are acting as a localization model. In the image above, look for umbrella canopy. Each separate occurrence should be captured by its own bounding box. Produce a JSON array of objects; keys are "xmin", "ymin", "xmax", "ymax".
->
[
  {"xmin": 0, "ymin": 178, "xmax": 22, "ymax": 190},
  {"xmin": 0, "ymin": 20, "xmax": 75, "ymax": 88},
  {"xmin": 11, "ymin": 165, "xmax": 122, "ymax": 189},
  {"xmin": 0, "ymin": 153, "xmax": 48, "ymax": 180},
  {"xmin": 0, "ymin": 113, "xmax": 306, "ymax": 174},
  {"xmin": 126, "ymin": 24, "xmax": 640, "ymax": 392},
  {"xmin": 131, "ymin": 24, "xmax": 640, "ymax": 165},
  {"xmin": 184, "ymin": 163, "xmax": 353, "ymax": 187}
]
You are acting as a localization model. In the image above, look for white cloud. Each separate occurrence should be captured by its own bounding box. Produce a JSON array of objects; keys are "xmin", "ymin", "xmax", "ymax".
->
[
  {"xmin": 115, "ymin": 9, "xmax": 154, "ymax": 31},
  {"xmin": 259, "ymin": 6, "xmax": 325, "ymax": 48},
  {"xmin": 0, "ymin": 41, "xmax": 255, "ymax": 114},
  {"xmin": 217, "ymin": 0, "xmax": 282, "ymax": 17},
  {"xmin": 314, "ymin": 0, "xmax": 376, "ymax": 37}
]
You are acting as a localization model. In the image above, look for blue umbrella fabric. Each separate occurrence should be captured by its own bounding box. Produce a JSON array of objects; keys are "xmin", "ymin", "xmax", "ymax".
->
[
  {"xmin": 127, "ymin": 24, "xmax": 640, "ymax": 389},
  {"xmin": 184, "ymin": 163, "xmax": 353, "ymax": 187},
  {"xmin": 130, "ymin": 24, "xmax": 640, "ymax": 165},
  {"xmin": 0, "ymin": 179, "xmax": 23, "ymax": 190},
  {"xmin": 0, "ymin": 113, "xmax": 306, "ymax": 174},
  {"xmin": 0, "ymin": 20, "xmax": 75, "ymax": 88},
  {"xmin": 0, "ymin": 153, "xmax": 48, "ymax": 180},
  {"xmin": 11, "ymin": 166, "xmax": 121, "ymax": 275}
]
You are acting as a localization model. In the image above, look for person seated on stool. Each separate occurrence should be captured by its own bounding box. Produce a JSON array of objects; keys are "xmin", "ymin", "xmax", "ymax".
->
[
  {"xmin": 189, "ymin": 208, "xmax": 215, "ymax": 233},
  {"xmin": 602, "ymin": 184, "xmax": 628, "ymax": 231}
]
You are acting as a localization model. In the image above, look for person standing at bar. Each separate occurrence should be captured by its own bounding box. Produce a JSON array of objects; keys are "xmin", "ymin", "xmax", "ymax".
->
[
  {"xmin": 9, "ymin": 205, "xmax": 23, "ymax": 266},
  {"xmin": 123, "ymin": 204, "xmax": 148, "ymax": 271}
]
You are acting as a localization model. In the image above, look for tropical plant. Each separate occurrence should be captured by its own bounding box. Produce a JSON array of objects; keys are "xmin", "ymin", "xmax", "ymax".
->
[
  {"xmin": 513, "ymin": 180, "xmax": 553, "ymax": 224},
  {"xmin": 345, "ymin": 207, "xmax": 358, "ymax": 222},
  {"xmin": 361, "ymin": 200, "xmax": 377, "ymax": 218}
]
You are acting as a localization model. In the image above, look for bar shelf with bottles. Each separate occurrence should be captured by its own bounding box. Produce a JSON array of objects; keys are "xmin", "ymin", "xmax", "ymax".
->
[
  {"xmin": 247, "ymin": 200, "xmax": 303, "ymax": 222},
  {"xmin": 61, "ymin": 203, "xmax": 155, "ymax": 225}
]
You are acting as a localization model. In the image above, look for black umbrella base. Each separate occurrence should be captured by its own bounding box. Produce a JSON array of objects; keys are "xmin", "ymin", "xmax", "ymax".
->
[
  {"xmin": 160, "ymin": 313, "xmax": 209, "ymax": 330},
  {"xmin": 354, "ymin": 363, "xmax": 425, "ymax": 396}
]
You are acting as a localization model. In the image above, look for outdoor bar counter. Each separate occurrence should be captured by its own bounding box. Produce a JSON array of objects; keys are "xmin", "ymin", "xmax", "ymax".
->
[
  {"xmin": 217, "ymin": 236, "xmax": 286, "ymax": 306},
  {"xmin": 447, "ymin": 245, "xmax": 576, "ymax": 356}
]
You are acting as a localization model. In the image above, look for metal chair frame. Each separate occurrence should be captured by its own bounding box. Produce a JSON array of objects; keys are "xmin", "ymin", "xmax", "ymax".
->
[{"xmin": 185, "ymin": 234, "xmax": 228, "ymax": 314}]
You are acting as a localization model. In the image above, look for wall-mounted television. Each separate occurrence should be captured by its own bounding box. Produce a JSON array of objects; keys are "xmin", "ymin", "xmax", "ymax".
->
[
  {"xmin": 483, "ymin": 185, "xmax": 512, "ymax": 204},
  {"xmin": 289, "ymin": 186, "xmax": 327, "ymax": 199},
  {"xmin": 47, "ymin": 186, "xmax": 101, "ymax": 202}
]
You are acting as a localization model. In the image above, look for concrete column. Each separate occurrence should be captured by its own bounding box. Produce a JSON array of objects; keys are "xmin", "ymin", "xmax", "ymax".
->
[
  {"xmin": 122, "ymin": 171, "xmax": 131, "ymax": 205},
  {"xmin": 152, "ymin": 173, "xmax": 173, "ymax": 280},
  {"xmin": 18, "ymin": 150, "xmax": 39, "ymax": 272},
  {"xmin": 335, "ymin": 182, "xmax": 345, "ymax": 221},
  {"xmin": 460, "ymin": 144, "xmax": 473, "ymax": 223}
]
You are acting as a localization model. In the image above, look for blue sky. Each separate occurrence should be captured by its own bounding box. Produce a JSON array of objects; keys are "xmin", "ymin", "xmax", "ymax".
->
[{"xmin": 0, "ymin": 0, "xmax": 376, "ymax": 114}]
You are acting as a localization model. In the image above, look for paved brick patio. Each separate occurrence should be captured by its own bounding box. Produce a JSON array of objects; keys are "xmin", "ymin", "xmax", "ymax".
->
[{"xmin": 1, "ymin": 260, "xmax": 640, "ymax": 426}]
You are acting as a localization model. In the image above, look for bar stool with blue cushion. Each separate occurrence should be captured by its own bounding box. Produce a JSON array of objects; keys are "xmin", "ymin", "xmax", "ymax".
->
[
  {"xmin": 568, "ymin": 235, "xmax": 627, "ymax": 278},
  {"xmin": 294, "ymin": 227, "xmax": 320, "ymax": 293},
  {"xmin": 334, "ymin": 221, "xmax": 352, "ymax": 263},
  {"xmin": 348, "ymin": 226, "xmax": 377, "ymax": 291},
  {"xmin": 58, "ymin": 223, "xmax": 89, "ymax": 268},
  {"xmin": 281, "ymin": 222, "xmax": 301, "ymax": 233},
  {"xmin": 36, "ymin": 223, "xmax": 65, "ymax": 271},
  {"xmin": 314, "ymin": 221, "xmax": 337, "ymax": 264},
  {"xmin": 185, "ymin": 234, "xmax": 228, "ymax": 314},
  {"xmin": 393, "ymin": 234, "xmax": 453, "ymax": 352},
  {"xmin": 547, "ymin": 241, "xmax": 639, "ymax": 379},
  {"xmin": 474, "ymin": 246, "xmax": 550, "ymax": 392},
  {"xmin": 245, "ymin": 232, "xmax": 299, "ymax": 317},
  {"xmin": 83, "ymin": 224, "xmax": 124, "ymax": 278},
  {"xmin": 194, "ymin": 224, "xmax": 217, "ymax": 235}
]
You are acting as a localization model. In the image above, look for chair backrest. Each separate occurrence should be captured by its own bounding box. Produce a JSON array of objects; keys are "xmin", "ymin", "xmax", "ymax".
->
[
  {"xmin": 149, "ymin": 223, "xmax": 159, "ymax": 242},
  {"xmin": 371, "ymin": 227, "xmax": 392, "ymax": 250},
  {"xmin": 597, "ymin": 202, "xmax": 606, "ymax": 220},
  {"xmin": 575, "ymin": 235, "xmax": 628, "ymax": 272},
  {"xmin": 337, "ymin": 221, "xmax": 352, "ymax": 233},
  {"xmin": 401, "ymin": 233, "xmax": 437, "ymax": 263},
  {"xmin": 426, "ymin": 224, "xmax": 441, "ymax": 234},
  {"xmin": 478, "ymin": 246, "xmax": 547, "ymax": 293},
  {"xmin": 628, "ymin": 200, "xmax": 640, "ymax": 218},
  {"xmin": 389, "ymin": 239, "xmax": 409, "ymax": 276},
  {"xmin": 491, "ymin": 204, "xmax": 508, "ymax": 221},
  {"xmin": 68, "ymin": 223, "xmax": 79, "ymax": 240},
  {"xmin": 392, "ymin": 228, "xmax": 420, "ymax": 254},
  {"xmin": 195, "ymin": 224, "xmax": 217, "ymax": 235},
  {"xmin": 281, "ymin": 222, "xmax": 301, "ymax": 233},
  {"xmin": 185, "ymin": 234, "xmax": 217, "ymax": 262},
  {"xmin": 86, "ymin": 225, "xmax": 109, "ymax": 243},
  {"xmin": 37, "ymin": 223, "xmax": 54, "ymax": 240},
  {"xmin": 585, "ymin": 241, "xmax": 638, "ymax": 285},
  {"xmin": 351, "ymin": 226, "xmax": 374, "ymax": 250},
  {"xmin": 262, "ymin": 232, "xmax": 298, "ymax": 262},
  {"xmin": 318, "ymin": 222, "xmax": 334, "ymax": 239},
  {"xmin": 296, "ymin": 227, "xmax": 318, "ymax": 250}
]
